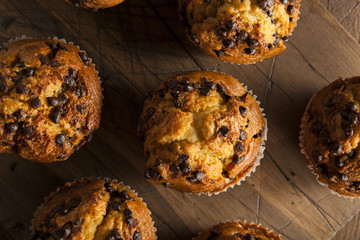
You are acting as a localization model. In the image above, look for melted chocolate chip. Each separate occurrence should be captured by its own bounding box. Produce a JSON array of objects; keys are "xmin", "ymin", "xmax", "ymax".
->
[
  {"xmin": 21, "ymin": 126, "xmax": 35, "ymax": 138},
  {"xmin": 222, "ymin": 39, "xmax": 235, "ymax": 48},
  {"xmin": 239, "ymin": 106, "xmax": 247, "ymax": 117},
  {"xmin": 257, "ymin": 0, "xmax": 274, "ymax": 12},
  {"xmin": 205, "ymin": 81, "xmax": 217, "ymax": 90},
  {"xmin": 234, "ymin": 141, "xmax": 245, "ymax": 153},
  {"xmin": 287, "ymin": 4, "xmax": 295, "ymax": 15},
  {"xmin": 144, "ymin": 168, "xmax": 162, "ymax": 181},
  {"xmin": 55, "ymin": 134, "xmax": 66, "ymax": 146},
  {"xmin": 182, "ymin": 84, "xmax": 194, "ymax": 92},
  {"xmin": 244, "ymin": 48, "xmax": 256, "ymax": 55},
  {"xmin": 0, "ymin": 82, "xmax": 7, "ymax": 94},
  {"xmin": 217, "ymin": 28, "xmax": 228, "ymax": 38},
  {"xmin": 239, "ymin": 129, "xmax": 247, "ymax": 140},
  {"xmin": 214, "ymin": 49, "xmax": 225, "ymax": 58},
  {"xmin": 50, "ymin": 107, "xmax": 63, "ymax": 124},
  {"xmin": 179, "ymin": 161, "xmax": 192, "ymax": 174},
  {"xmin": 236, "ymin": 30, "xmax": 249, "ymax": 41},
  {"xmin": 133, "ymin": 230, "xmax": 142, "ymax": 240},
  {"xmin": 119, "ymin": 190, "xmax": 131, "ymax": 201},
  {"xmin": 247, "ymin": 38, "xmax": 259, "ymax": 48},
  {"xmin": 30, "ymin": 97, "xmax": 41, "ymax": 108},
  {"xmin": 219, "ymin": 126, "xmax": 230, "ymax": 137},
  {"xmin": 233, "ymin": 154, "xmax": 244, "ymax": 164},
  {"xmin": 225, "ymin": 20, "xmax": 237, "ymax": 30},
  {"xmin": 53, "ymin": 222, "xmax": 72, "ymax": 240},
  {"xmin": 4, "ymin": 122, "xmax": 19, "ymax": 134},
  {"xmin": 16, "ymin": 84, "xmax": 29, "ymax": 94},
  {"xmin": 47, "ymin": 97, "xmax": 59, "ymax": 107},
  {"xmin": 200, "ymin": 87, "xmax": 211, "ymax": 96}
]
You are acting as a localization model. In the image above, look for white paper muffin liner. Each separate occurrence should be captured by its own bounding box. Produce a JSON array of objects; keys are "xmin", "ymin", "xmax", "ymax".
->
[
  {"xmin": 30, "ymin": 177, "xmax": 157, "ymax": 239},
  {"xmin": 192, "ymin": 220, "xmax": 281, "ymax": 240},
  {"xmin": 299, "ymin": 83, "xmax": 359, "ymax": 200}
]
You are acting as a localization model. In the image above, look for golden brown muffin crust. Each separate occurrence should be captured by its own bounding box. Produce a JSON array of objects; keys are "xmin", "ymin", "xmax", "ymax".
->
[
  {"xmin": 66, "ymin": 0, "xmax": 126, "ymax": 9},
  {"xmin": 139, "ymin": 71, "xmax": 265, "ymax": 194},
  {"xmin": 0, "ymin": 38, "xmax": 102, "ymax": 163},
  {"xmin": 178, "ymin": 0, "xmax": 301, "ymax": 64},
  {"xmin": 31, "ymin": 178, "xmax": 157, "ymax": 240},
  {"xmin": 194, "ymin": 221, "xmax": 281, "ymax": 240},
  {"xmin": 301, "ymin": 77, "xmax": 360, "ymax": 197}
]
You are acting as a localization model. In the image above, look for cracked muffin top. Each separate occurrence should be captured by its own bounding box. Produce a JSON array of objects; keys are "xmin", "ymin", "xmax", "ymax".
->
[
  {"xmin": 194, "ymin": 221, "xmax": 281, "ymax": 240},
  {"xmin": 65, "ymin": 0, "xmax": 126, "ymax": 9},
  {"xmin": 178, "ymin": 0, "xmax": 301, "ymax": 64},
  {"xmin": 31, "ymin": 178, "xmax": 156, "ymax": 240},
  {"xmin": 300, "ymin": 77, "xmax": 360, "ymax": 197},
  {"xmin": 0, "ymin": 38, "xmax": 102, "ymax": 163},
  {"xmin": 138, "ymin": 71, "xmax": 265, "ymax": 194}
]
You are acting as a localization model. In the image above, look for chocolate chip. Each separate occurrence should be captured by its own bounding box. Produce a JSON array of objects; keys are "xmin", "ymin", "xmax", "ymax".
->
[
  {"xmin": 74, "ymin": 218, "xmax": 83, "ymax": 226},
  {"xmin": 182, "ymin": 84, "xmax": 194, "ymax": 92},
  {"xmin": 170, "ymin": 89, "xmax": 180, "ymax": 98},
  {"xmin": 280, "ymin": 0, "xmax": 289, "ymax": 4},
  {"xmin": 57, "ymin": 44, "xmax": 68, "ymax": 52},
  {"xmin": 21, "ymin": 126, "xmax": 35, "ymax": 137},
  {"xmin": 178, "ymin": 153, "xmax": 189, "ymax": 162},
  {"xmin": 29, "ymin": 97, "xmax": 41, "ymax": 109},
  {"xmin": 124, "ymin": 208, "xmax": 135, "ymax": 225},
  {"xmin": 189, "ymin": 32, "xmax": 200, "ymax": 44},
  {"xmin": 78, "ymin": 51, "xmax": 90, "ymax": 66},
  {"xmin": 205, "ymin": 81, "xmax": 217, "ymax": 90},
  {"xmin": 69, "ymin": 196, "xmax": 82, "ymax": 209},
  {"xmin": 12, "ymin": 72, "xmax": 21, "ymax": 82},
  {"xmin": 0, "ymin": 82, "xmax": 7, "ymax": 94},
  {"xmin": 233, "ymin": 154, "xmax": 244, "ymax": 164},
  {"xmin": 144, "ymin": 168, "xmax": 162, "ymax": 181},
  {"xmin": 16, "ymin": 84, "xmax": 29, "ymax": 94},
  {"xmin": 222, "ymin": 39, "xmax": 235, "ymax": 48},
  {"xmin": 53, "ymin": 222, "xmax": 72, "ymax": 240},
  {"xmin": 247, "ymin": 38, "xmax": 259, "ymax": 48},
  {"xmin": 313, "ymin": 151, "xmax": 323, "ymax": 162},
  {"xmin": 133, "ymin": 230, "xmax": 142, "ymax": 240},
  {"xmin": 344, "ymin": 127, "xmax": 354, "ymax": 138},
  {"xmin": 257, "ymin": 0, "xmax": 274, "ymax": 12},
  {"xmin": 214, "ymin": 49, "xmax": 225, "ymax": 58},
  {"xmin": 50, "ymin": 107, "xmax": 63, "ymax": 124},
  {"xmin": 244, "ymin": 48, "xmax": 256, "ymax": 55},
  {"xmin": 324, "ymin": 98, "xmax": 335, "ymax": 108},
  {"xmin": 216, "ymin": 84, "xmax": 226, "ymax": 95},
  {"xmin": 225, "ymin": 20, "xmax": 237, "ymax": 30},
  {"xmin": 329, "ymin": 142, "xmax": 342, "ymax": 155},
  {"xmin": 217, "ymin": 28, "xmax": 228, "ymax": 38},
  {"xmin": 310, "ymin": 121, "xmax": 322, "ymax": 134},
  {"xmin": 239, "ymin": 106, "xmax": 247, "ymax": 117},
  {"xmin": 273, "ymin": 37, "xmax": 280, "ymax": 46},
  {"xmin": 332, "ymin": 81, "xmax": 346, "ymax": 91},
  {"xmin": 46, "ymin": 41, "xmax": 57, "ymax": 49},
  {"xmin": 12, "ymin": 109, "xmax": 23, "ymax": 119},
  {"xmin": 346, "ymin": 102, "xmax": 358, "ymax": 112},
  {"xmin": 168, "ymin": 79, "xmax": 178, "ymax": 89},
  {"xmin": 350, "ymin": 181, "xmax": 360, "ymax": 191},
  {"xmin": 64, "ymin": 76, "xmax": 75, "ymax": 86},
  {"xmin": 55, "ymin": 134, "xmax": 66, "ymax": 146},
  {"xmin": 267, "ymin": 10, "xmax": 273, "ymax": 17},
  {"xmin": 287, "ymin": 4, "xmax": 295, "ymax": 15},
  {"xmin": 317, "ymin": 163, "xmax": 328, "ymax": 175},
  {"xmin": 106, "ymin": 229, "xmax": 122, "ymax": 240},
  {"xmin": 348, "ymin": 149, "xmax": 356, "ymax": 158},
  {"xmin": 245, "ymin": 233, "xmax": 255, "ymax": 240},
  {"xmin": 236, "ymin": 30, "xmax": 248, "ymax": 41},
  {"xmin": 179, "ymin": 161, "xmax": 192, "ymax": 174},
  {"xmin": 51, "ymin": 61, "xmax": 60, "ymax": 67},
  {"xmin": 320, "ymin": 136, "xmax": 331, "ymax": 146},
  {"xmin": 345, "ymin": 112, "xmax": 358, "ymax": 126},
  {"xmin": 76, "ymin": 104, "xmax": 84, "ymax": 114},
  {"xmin": 119, "ymin": 190, "xmax": 131, "ymax": 201},
  {"xmin": 186, "ymin": 171, "xmax": 205, "ymax": 183},
  {"xmin": 219, "ymin": 126, "xmax": 230, "ymax": 137},
  {"xmin": 234, "ymin": 141, "xmax": 245, "ymax": 153},
  {"xmin": 200, "ymin": 87, "xmax": 211, "ymax": 96},
  {"xmin": 68, "ymin": 68, "xmax": 76, "ymax": 78},
  {"xmin": 27, "ymin": 68, "xmax": 35, "ymax": 77},
  {"xmin": 57, "ymin": 154, "xmax": 67, "ymax": 159},
  {"xmin": 289, "ymin": 17, "xmax": 293, "ymax": 22},
  {"xmin": 4, "ymin": 122, "xmax": 19, "ymax": 134},
  {"xmin": 47, "ymin": 97, "xmax": 59, "ymax": 107},
  {"xmin": 239, "ymin": 129, "xmax": 247, "ymax": 140},
  {"xmin": 112, "ymin": 201, "xmax": 121, "ymax": 211}
]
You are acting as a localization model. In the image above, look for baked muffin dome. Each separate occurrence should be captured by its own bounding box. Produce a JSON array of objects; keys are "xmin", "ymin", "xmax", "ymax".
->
[
  {"xmin": 0, "ymin": 38, "xmax": 102, "ymax": 163},
  {"xmin": 66, "ymin": 0, "xmax": 126, "ymax": 9},
  {"xmin": 194, "ymin": 221, "xmax": 281, "ymax": 240},
  {"xmin": 300, "ymin": 77, "xmax": 360, "ymax": 197},
  {"xmin": 178, "ymin": 0, "xmax": 301, "ymax": 64},
  {"xmin": 138, "ymin": 71, "xmax": 265, "ymax": 194},
  {"xmin": 31, "ymin": 178, "xmax": 157, "ymax": 240}
]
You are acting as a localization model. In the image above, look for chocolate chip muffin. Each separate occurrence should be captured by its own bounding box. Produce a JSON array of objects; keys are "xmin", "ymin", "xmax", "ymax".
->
[
  {"xmin": 66, "ymin": 0, "xmax": 125, "ymax": 9},
  {"xmin": 179, "ymin": 0, "xmax": 301, "ymax": 64},
  {"xmin": 194, "ymin": 221, "xmax": 281, "ymax": 240},
  {"xmin": 300, "ymin": 77, "xmax": 360, "ymax": 198},
  {"xmin": 31, "ymin": 178, "xmax": 157, "ymax": 240},
  {"xmin": 138, "ymin": 71, "xmax": 266, "ymax": 194},
  {"xmin": 0, "ymin": 38, "xmax": 102, "ymax": 163}
]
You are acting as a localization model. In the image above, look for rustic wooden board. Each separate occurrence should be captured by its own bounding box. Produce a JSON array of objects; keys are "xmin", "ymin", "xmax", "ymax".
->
[{"xmin": 0, "ymin": 0, "xmax": 360, "ymax": 239}]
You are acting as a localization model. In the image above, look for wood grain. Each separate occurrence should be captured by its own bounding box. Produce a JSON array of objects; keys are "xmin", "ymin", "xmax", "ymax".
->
[{"xmin": 0, "ymin": 0, "xmax": 360, "ymax": 239}]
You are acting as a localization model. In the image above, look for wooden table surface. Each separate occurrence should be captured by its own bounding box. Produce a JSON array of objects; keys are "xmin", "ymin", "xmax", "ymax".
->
[{"xmin": 1, "ymin": 0, "xmax": 360, "ymax": 240}]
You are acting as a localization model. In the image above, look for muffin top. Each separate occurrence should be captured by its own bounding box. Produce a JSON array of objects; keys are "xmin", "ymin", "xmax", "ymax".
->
[
  {"xmin": 194, "ymin": 221, "xmax": 281, "ymax": 240},
  {"xmin": 66, "ymin": 0, "xmax": 126, "ymax": 9},
  {"xmin": 31, "ymin": 178, "xmax": 157, "ymax": 240},
  {"xmin": 179, "ymin": 0, "xmax": 301, "ymax": 64},
  {"xmin": 301, "ymin": 77, "xmax": 360, "ymax": 197},
  {"xmin": 0, "ymin": 38, "xmax": 102, "ymax": 163},
  {"xmin": 139, "ymin": 71, "xmax": 265, "ymax": 194}
]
